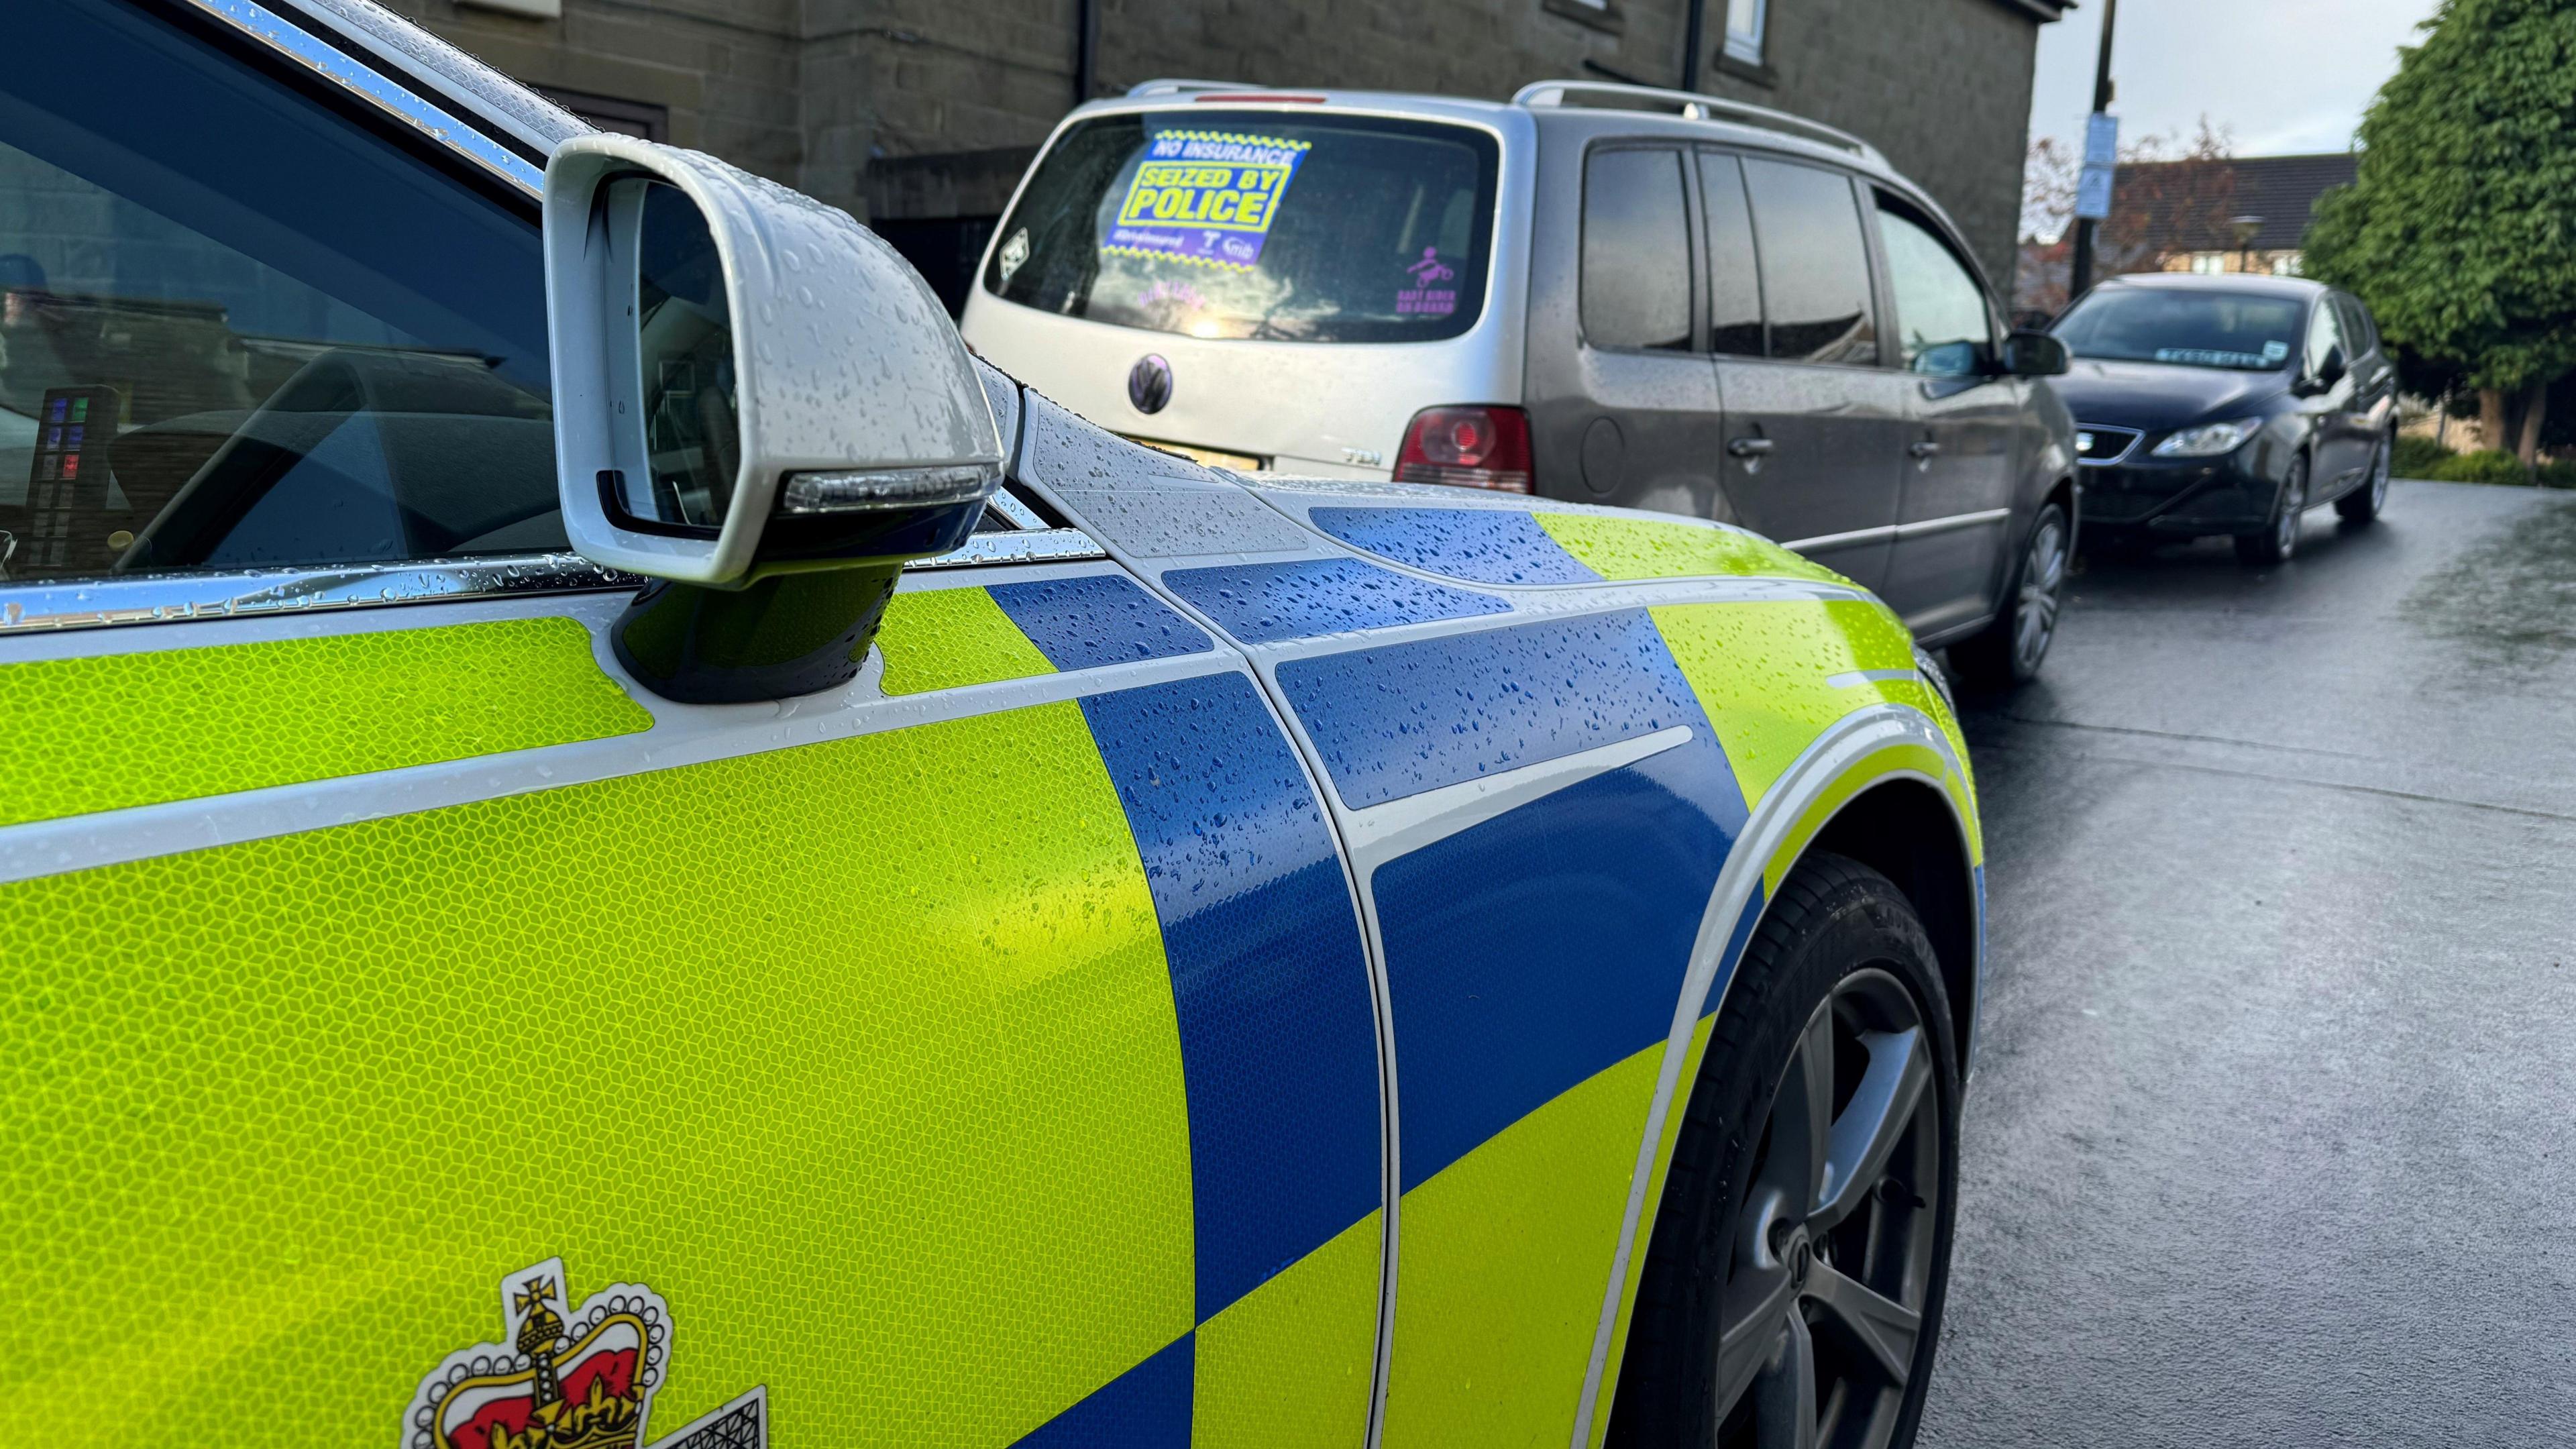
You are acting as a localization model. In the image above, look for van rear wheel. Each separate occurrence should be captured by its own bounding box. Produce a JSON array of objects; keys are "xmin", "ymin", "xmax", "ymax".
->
[{"xmin": 1950, "ymin": 501, "xmax": 2067, "ymax": 690}]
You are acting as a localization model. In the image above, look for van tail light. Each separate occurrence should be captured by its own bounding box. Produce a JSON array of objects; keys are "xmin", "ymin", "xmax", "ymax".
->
[{"xmin": 1393, "ymin": 405, "xmax": 1534, "ymax": 493}]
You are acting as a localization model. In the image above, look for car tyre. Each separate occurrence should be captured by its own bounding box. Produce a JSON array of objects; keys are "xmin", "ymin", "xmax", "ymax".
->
[
  {"xmin": 1950, "ymin": 500, "xmax": 2068, "ymax": 690},
  {"xmin": 2335, "ymin": 431, "xmax": 2392, "ymax": 524},
  {"xmin": 1605, "ymin": 853, "xmax": 1962, "ymax": 1449},
  {"xmin": 2235, "ymin": 453, "xmax": 2308, "ymax": 566}
]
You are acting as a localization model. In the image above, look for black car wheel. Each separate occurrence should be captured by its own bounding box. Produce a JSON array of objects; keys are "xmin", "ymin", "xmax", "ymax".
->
[
  {"xmin": 1950, "ymin": 501, "xmax": 2068, "ymax": 690},
  {"xmin": 2235, "ymin": 453, "xmax": 2309, "ymax": 566},
  {"xmin": 1607, "ymin": 853, "xmax": 1961, "ymax": 1449},
  {"xmin": 2336, "ymin": 432, "xmax": 2392, "ymax": 524}
]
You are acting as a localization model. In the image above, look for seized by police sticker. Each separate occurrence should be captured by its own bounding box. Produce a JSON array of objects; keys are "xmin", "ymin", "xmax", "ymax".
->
[{"xmin": 1106, "ymin": 129, "xmax": 1311, "ymax": 269}]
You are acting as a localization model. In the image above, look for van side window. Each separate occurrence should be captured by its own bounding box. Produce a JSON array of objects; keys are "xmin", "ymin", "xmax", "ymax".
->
[
  {"xmin": 1697, "ymin": 152, "xmax": 1764, "ymax": 358},
  {"xmin": 1, "ymin": 0, "xmax": 556, "ymax": 585},
  {"xmin": 1874, "ymin": 200, "xmax": 1992, "ymax": 376},
  {"xmin": 1742, "ymin": 158, "xmax": 1878, "ymax": 366},
  {"xmin": 1580, "ymin": 148, "xmax": 1692, "ymax": 353}
]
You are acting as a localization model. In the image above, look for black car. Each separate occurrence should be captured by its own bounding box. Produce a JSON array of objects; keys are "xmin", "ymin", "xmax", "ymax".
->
[{"xmin": 2047, "ymin": 273, "xmax": 2397, "ymax": 564}]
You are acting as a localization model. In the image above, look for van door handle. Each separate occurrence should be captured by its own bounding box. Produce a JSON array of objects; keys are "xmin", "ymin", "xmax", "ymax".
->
[
  {"xmin": 1909, "ymin": 440, "xmax": 1943, "ymax": 460},
  {"xmin": 1727, "ymin": 437, "xmax": 1774, "ymax": 458}
]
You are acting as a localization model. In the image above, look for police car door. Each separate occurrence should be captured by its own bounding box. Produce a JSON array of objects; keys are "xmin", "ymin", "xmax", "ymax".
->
[{"xmin": 0, "ymin": 2, "xmax": 1382, "ymax": 1444}]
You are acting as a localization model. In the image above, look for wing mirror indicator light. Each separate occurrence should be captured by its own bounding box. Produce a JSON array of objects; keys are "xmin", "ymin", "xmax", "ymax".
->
[
  {"xmin": 2151, "ymin": 418, "xmax": 2262, "ymax": 458},
  {"xmin": 1393, "ymin": 405, "xmax": 1534, "ymax": 493},
  {"xmin": 778, "ymin": 462, "xmax": 1000, "ymax": 515}
]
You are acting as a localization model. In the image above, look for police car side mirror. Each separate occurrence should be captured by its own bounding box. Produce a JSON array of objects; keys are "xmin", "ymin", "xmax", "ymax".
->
[{"xmin": 543, "ymin": 135, "xmax": 1002, "ymax": 703}]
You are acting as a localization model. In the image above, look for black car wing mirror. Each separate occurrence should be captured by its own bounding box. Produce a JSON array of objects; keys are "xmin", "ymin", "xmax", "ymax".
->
[
  {"xmin": 543, "ymin": 136, "xmax": 1003, "ymax": 703},
  {"xmin": 2309, "ymin": 345, "xmax": 2349, "ymax": 394},
  {"xmin": 2000, "ymin": 329, "xmax": 2070, "ymax": 378}
]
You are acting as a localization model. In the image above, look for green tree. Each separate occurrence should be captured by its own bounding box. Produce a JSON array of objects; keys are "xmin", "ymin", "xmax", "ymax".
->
[{"xmin": 2304, "ymin": 0, "xmax": 2576, "ymax": 465}]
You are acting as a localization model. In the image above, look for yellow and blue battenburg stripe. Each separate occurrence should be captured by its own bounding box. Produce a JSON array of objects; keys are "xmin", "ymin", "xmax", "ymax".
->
[{"xmin": 0, "ymin": 483, "xmax": 1974, "ymax": 1447}]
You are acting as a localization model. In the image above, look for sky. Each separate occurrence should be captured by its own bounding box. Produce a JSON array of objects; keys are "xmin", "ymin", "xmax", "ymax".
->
[{"xmin": 2027, "ymin": 0, "xmax": 2443, "ymax": 160}]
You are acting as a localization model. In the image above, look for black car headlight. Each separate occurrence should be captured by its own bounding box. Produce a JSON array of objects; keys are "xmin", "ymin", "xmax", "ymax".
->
[{"xmin": 2151, "ymin": 417, "xmax": 2262, "ymax": 458}]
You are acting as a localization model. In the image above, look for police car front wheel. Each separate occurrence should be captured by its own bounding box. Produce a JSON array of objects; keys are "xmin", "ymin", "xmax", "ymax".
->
[{"xmin": 1606, "ymin": 853, "xmax": 1962, "ymax": 1449}]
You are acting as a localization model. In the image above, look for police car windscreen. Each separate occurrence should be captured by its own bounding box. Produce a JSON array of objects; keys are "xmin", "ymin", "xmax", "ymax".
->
[
  {"xmin": 983, "ymin": 111, "xmax": 1499, "ymax": 344},
  {"xmin": 2051, "ymin": 289, "xmax": 2305, "ymax": 372}
]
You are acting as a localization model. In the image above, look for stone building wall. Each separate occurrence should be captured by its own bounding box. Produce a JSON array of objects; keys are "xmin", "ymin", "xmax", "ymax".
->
[{"xmin": 379, "ymin": 0, "xmax": 2060, "ymax": 301}]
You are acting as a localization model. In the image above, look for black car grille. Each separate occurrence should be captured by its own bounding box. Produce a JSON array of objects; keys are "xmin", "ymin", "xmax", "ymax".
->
[{"xmin": 2075, "ymin": 425, "xmax": 2143, "ymax": 464}]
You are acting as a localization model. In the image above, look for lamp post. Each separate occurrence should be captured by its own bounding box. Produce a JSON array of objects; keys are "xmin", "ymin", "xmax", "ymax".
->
[
  {"xmin": 2068, "ymin": 0, "xmax": 2119, "ymax": 299},
  {"xmin": 2231, "ymin": 215, "xmax": 2265, "ymax": 274}
]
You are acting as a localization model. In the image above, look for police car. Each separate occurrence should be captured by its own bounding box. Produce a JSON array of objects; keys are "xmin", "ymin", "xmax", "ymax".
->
[{"xmin": 0, "ymin": 3, "xmax": 1985, "ymax": 1448}]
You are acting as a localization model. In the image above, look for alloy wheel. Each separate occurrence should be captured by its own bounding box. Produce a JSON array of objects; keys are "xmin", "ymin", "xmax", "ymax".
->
[
  {"xmin": 2010, "ymin": 514, "xmax": 2068, "ymax": 676},
  {"xmin": 1713, "ymin": 969, "xmax": 1942, "ymax": 1449}
]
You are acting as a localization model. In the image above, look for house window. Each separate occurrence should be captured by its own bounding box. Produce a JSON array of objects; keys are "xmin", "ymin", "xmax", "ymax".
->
[
  {"xmin": 1723, "ymin": 0, "xmax": 1766, "ymax": 62},
  {"xmin": 531, "ymin": 85, "xmax": 669, "ymax": 142},
  {"xmin": 2188, "ymin": 252, "xmax": 2225, "ymax": 275}
]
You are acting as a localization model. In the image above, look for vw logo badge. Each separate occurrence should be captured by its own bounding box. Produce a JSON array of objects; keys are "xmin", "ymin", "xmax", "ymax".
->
[{"xmin": 1128, "ymin": 354, "xmax": 1174, "ymax": 415}]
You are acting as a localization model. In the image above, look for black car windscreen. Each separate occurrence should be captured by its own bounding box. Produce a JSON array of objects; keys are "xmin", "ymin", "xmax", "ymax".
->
[
  {"xmin": 983, "ymin": 111, "xmax": 1499, "ymax": 344},
  {"xmin": 2052, "ymin": 289, "xmax": 2306, "ymax": 371}
]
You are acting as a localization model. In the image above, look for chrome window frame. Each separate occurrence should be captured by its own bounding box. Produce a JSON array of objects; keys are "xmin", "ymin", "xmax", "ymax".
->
[
  {"xmin": 0, "ymin": 491, "xmax": 1104, "ymax": 636},
  {"xmin": 176, "ymin": 0, "xmax": 543, "ymax": 196}
]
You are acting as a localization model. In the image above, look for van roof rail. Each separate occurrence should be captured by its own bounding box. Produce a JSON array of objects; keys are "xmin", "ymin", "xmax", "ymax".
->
[
  {"xmin": 1124, "ymin": 78, "xmax": 1263, "ymax": 98},
  {"xmin": 1512, "ymin": 80, "xmax": 1884, "ymax": 166}
]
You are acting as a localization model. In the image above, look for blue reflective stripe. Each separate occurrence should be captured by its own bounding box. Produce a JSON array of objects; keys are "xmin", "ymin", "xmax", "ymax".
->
[
  {"xmin": 1011, "ymin": 1332, "xmax": 1193, "ymax": 1448},
  {"xmin": 1082, "ymin": 675, "xmax": 1381, "ymax": 1321},
  {"xmin": 1377, "ymin": 733, "xmax": 1743, "ymax": 1190},
  {"xmin": 1309, "ymin": 506, "xmax": 1603, "ymax": 586},
  {"xmin": 1275, "ymin": 608, "xmax": 1711, "ymax": 809},
  {"xmin": 989, "ymin": 573, "xmax": 1214, "ymax": 669},
  {"xmin": 1163, "ymin": 557, "xmax": 1507, "ymax": 644}
]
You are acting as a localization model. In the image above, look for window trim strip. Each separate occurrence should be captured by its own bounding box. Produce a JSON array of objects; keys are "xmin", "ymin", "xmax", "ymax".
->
[
  {"xmin": 0, "ymin": 531, "xmax": 1108, "ymax": 637},
  {"xmin": 176, "ymin": 0, "xmax": 544, "ymax": 196}
]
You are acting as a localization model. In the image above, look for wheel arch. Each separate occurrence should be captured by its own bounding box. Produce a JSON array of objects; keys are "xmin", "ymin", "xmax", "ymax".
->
[
  {"xmin": 2043, "ymin": 472, "xmax": 2077, "ymax": 544},
  {"xmin": 1799, "ymin": 775, "xmax": 1982, "ymax": 1069},
  {"xmin": 1575, "ymin": 709, "xmax": 1982, "ymax": 1446}
]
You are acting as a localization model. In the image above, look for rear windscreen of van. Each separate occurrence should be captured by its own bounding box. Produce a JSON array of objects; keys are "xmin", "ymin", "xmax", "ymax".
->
[{"xmin": 982, "ymin": 111, "xmax": 1499, "ymax": 343}]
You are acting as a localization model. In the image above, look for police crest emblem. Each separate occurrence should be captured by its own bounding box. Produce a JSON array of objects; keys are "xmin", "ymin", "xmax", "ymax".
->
[{"xmin": 402, "ymin": 1259, "xmax": 764, "ymax": 1449}]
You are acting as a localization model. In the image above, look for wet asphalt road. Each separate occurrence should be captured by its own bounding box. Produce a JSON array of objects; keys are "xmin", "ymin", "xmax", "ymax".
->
[{"xmin": 1917, "ymin": 480, "xmax": 2576, "ymax": 1448}]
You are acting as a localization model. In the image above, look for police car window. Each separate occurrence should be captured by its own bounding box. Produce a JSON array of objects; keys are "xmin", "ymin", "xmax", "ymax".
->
[
  {"xmin": 1582, "ymin": 148, "xmax": 1693, "ymax": 352},
  {"xmin": 1743, "ymin": 158, "xmax": 1878, "ymax": 366},
  {"xmin": 0, "ymin": 0, "xmax": 555, "ymax": 584},
  {"xmin": 1875, "ymin": 199, "xmax": 1991, "ymax": 376},
  {"xmin": 983, "ymin": 111, "xmax": 1499, "ymax": 345}
]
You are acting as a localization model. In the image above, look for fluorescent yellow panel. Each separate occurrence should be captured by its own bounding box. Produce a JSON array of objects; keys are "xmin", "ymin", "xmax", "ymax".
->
[
  {"xmin": 1534, "ymin": 511, "xmax": 1849, "ymax": 584},
  {"xmin": 0, "ymin": 702, "xmax": 1192, "ymax": 1446},
  {"xmin": 873, "ymin": 584, "xmax": 1056, "ymax": 695},
  {"xmin": 1648, "ymin": 599, "xmax": 1923, "ymax": 808},
  {"xmin": 1383, "ymin": 1042, "xmax": 1668, "ymax": 1449},
  {"xmin": 0, "ymin": 617, "xmax": 649, "ymax": 827},
  {"xmin": 1191, "ymin": 1210, "xmax": 1381, "ymax": 1449}
]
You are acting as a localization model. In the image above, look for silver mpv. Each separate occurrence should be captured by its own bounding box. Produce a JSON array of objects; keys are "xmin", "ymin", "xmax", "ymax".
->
[{"xmin": 963, "ymin": 79, "xmax": 2079, "ymax": 684}]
